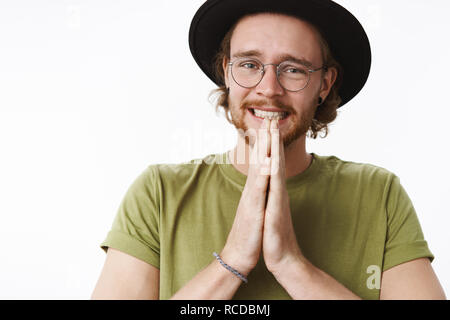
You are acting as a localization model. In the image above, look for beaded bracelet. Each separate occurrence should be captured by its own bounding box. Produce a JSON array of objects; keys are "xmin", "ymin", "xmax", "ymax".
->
[{"xmin": 213, "ymin": 252, "xmax": 248, "ymax": 283}]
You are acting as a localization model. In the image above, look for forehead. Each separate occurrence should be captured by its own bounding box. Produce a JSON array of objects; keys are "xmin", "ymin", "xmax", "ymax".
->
[{"xmin": 230, "ymin": 13, "xmax": 323, "ymax": 66}]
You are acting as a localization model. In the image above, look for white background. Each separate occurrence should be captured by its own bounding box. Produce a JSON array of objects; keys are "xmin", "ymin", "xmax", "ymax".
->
[{"xmin": 0, "ymin": 0, "xmax": 448, "ymax": 299}]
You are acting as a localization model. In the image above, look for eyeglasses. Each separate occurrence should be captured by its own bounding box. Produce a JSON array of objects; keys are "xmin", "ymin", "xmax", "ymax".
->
[{"xmin": 228, "ymin": 57, "xmax": 328, "ymax": 92}]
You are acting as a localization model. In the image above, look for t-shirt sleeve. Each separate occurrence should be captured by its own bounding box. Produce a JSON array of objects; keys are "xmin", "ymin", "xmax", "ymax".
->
[
  {"xmin": 382, "ymin": 174, "xmax": 434, "ymax": 271},
  {"xmin": 100, "ymin": 165, "xmax": 160, "ymax": 269}
]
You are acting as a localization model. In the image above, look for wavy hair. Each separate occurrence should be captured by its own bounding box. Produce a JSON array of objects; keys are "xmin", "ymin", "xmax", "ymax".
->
[{"xmin": 208, "ymin": 13, "xmax": 343, "ymax": 139}]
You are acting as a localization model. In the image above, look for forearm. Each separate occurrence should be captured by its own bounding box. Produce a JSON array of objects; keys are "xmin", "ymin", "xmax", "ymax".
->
[
  {"xmin": 169, "ymin": 258, "xmax": 245, "ymax": 300},
  {"xmin": 272, "ymin": 257, "xmax": 362, "ymax": 300}
]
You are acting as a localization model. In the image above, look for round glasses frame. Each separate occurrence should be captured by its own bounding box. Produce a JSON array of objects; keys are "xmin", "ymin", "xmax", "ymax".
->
[{"xmin": 228, "ymin": 58, "xmax": 328, "ymax": 92}]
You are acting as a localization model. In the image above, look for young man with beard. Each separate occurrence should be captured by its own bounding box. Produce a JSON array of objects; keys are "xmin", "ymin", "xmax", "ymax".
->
[{"xmin": 92, "ymin": 0, "xmax": 446, "ymax": 300}]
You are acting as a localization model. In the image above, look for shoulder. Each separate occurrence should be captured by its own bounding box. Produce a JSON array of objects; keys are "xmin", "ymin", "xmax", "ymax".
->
[
  {"xmin": 144, "ymin": 153, "xmax": 222, "ymax": 183},
  {"xmin": 315, "ymin": 153, "xmax": 397, "ymax": 190}
]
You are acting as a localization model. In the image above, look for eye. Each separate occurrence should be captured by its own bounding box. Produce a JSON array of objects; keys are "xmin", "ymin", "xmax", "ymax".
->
[
  {"xmin": 238, "ymin": 61, "xmax": 260, "ymax": 69},
  {"xmin": 284, "ymin": 66, "xmax": 307, "ymax": 74}
]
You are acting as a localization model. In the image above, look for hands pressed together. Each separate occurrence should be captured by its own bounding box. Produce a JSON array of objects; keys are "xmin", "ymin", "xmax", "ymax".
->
[{"xmin": 221, "ymin": 118, "xmax": 304, "ymax": 277}]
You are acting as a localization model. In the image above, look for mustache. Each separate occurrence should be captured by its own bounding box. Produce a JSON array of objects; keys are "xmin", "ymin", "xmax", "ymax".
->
[{"xmin": 241, "ymin": 100, "xmax": 292, "ymax": 113}]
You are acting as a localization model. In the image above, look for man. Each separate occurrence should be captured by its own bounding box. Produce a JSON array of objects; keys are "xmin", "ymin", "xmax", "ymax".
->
[{"xmin": 92, "ymin": 0, "xmax": 446, "ymax": 300}]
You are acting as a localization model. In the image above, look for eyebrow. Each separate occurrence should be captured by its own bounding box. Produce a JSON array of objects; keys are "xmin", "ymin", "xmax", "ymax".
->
[{"xmin": 231, "ymin": 49, "xmax": 314, "ymax": 68}]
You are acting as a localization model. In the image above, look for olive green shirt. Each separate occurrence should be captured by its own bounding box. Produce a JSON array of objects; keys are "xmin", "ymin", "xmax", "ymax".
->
[{"xmin": 100, "ymin": 152, "xmax": 434, "ymax": 300}]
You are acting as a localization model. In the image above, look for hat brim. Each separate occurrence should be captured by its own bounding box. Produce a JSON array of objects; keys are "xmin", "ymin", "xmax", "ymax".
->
[{"xmin": 189, "ymin": 0, "xmax": 371, "ymax": 108}]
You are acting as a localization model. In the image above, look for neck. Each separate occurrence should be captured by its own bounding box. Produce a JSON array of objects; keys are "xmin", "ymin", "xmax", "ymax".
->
[{"xmin": 228, "ymin": 134, "xmax": 312, "ymax": 179}]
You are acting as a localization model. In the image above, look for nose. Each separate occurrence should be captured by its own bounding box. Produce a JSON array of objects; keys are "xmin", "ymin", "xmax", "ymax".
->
[{"xmin": 255, "ymin": 64, "xmax": 285, "ymax": 98}]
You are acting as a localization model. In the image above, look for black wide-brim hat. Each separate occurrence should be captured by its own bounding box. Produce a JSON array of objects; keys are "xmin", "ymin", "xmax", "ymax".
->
[{"xmin": 189, "ymin": 0, "xmax": 371, "ymax": 108}]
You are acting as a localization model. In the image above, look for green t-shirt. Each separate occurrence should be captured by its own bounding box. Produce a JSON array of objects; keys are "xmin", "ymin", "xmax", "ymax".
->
[{"xmin": 100, "ymin": 152, "xmax": 434, "ymax": 300}]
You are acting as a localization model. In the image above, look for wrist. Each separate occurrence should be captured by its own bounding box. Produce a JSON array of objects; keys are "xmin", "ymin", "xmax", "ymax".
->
[
  {"xmin": 270, "ymin": 253, "xmax": 312, "ymax": 282},
  {"xmin": 219, "ymin": 248, "xmax": 254, "ymax": 277},
  {"xmin": 213, "ymin": 252, "xmax": 249, "ymax": 283}
]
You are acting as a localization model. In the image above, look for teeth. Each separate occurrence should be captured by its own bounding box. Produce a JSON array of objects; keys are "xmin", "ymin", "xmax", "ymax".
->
[{"xmin": 253, "ymin": 109, "xmax": 288, "ymax": 120}]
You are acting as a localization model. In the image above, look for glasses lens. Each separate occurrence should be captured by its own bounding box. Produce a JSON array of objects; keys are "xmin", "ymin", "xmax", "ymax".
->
[
  {"xmin": 277, "ymin": 62, "xmax": 310, "ymax": 91},
  {"xmin": 230, "ymin": 58, "xmax": 311, "ymax": 91},
  {"xmin": 231, "ymin": 58, "xmax": 263, "ymax": 88}
]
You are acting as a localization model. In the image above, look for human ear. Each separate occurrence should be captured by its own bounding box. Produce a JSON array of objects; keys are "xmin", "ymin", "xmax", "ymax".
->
[
  {"xmin": 319, "ymin": 66, "xmax": 338, "ymax": 100},
  {"xmin": 222, "ymin": 56, "xmax": 230, "ymax": 88}
]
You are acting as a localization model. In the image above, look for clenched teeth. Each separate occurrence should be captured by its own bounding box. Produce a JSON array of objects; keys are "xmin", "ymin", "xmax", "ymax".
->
[{"xmin": 252, "ymin": 108, "xmax": 289, "ymax": 120}]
